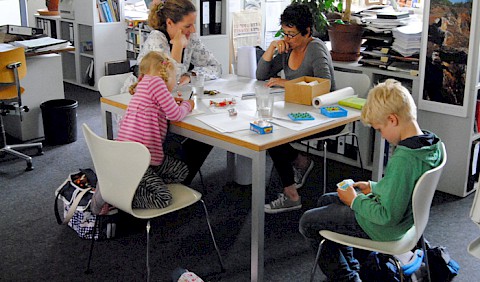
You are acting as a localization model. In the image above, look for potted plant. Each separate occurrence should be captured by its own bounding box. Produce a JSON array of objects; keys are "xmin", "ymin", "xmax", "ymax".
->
[
  {"xmin": 327, "ymin": 0, "xmax": 365, "ymax": 61},
  {"xmin": 290, "ymin": 0, "xmax": 364, "ymax": 61}
]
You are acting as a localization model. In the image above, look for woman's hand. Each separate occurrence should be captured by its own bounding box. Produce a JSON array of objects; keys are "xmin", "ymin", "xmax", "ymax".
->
[
  {"xmin": 273, "ymin": 39, "xmax": 289, "ymax": 54},
  {"xmin": 338, "ymin": 186, "xmax": 357, "ymax": 207},
  {"xmin": 353, "ymin": 181, "xmax": 371, "ymax": 195},
  {"xmin": 170, "ymin": 28, "xmax": 189, "ymax": 49},
  {"xmin": 177, "ymin": 74, "xmax": 191, "ymax": 86},
  {"xmin": 265, "ymin": 77, "xmax": 287, "ymax": 88}
]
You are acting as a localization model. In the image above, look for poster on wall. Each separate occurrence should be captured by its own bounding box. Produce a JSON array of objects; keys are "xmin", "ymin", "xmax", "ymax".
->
[{"xmin": 418, "ymin": 0, "xmax": 474, "ymax": 117}]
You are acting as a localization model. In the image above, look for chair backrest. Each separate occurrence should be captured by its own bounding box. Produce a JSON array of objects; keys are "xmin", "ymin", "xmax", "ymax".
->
[
  {"xmin": 97, "ymin": 72, "xmax": 132, "ymax": 97},
  {"xmin": 0, "ymin": 47, "xmax": 27, "ymax": 83},
  {"xmin": 411, "ymin": 142, "xmax": 447, "ymax": 242},
  {"xmin": 334, "ymin": 70, "xmax": 371, "ymax": 97},
  {"xmin": 82, "ymin": 123, "xmax": 150, "ymax": 215}
]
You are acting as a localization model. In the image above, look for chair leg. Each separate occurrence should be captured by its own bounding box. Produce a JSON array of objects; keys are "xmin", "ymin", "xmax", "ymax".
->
[
  {"xmin": 146, "ymin": 220, "xmax": 151, "ymax": 282},
  {"xmin": 310, "ymin": 239, "xmax": 325, "ymax": 282},
  {"xmin": 200, "ymin": 199, "xmax": 225, "ymax": 272},
  {"xmin": 85, "ymin": 214, "xmax": 101, "ymax": 274},
  {"xmin": 322, "ymin": 141, "xmax": 327, "ymax": 195},
  {"xmin": 420, "ymin": 235, "xmax": 432, "ymax": 282},
  {"xmin": 390, "ymin": 255, "xmax": 404, "ymax": 282}
]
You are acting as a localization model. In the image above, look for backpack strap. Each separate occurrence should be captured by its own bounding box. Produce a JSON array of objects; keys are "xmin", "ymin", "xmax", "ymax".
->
[{"xmin": 55, "ymin": 187, "xmax": 92, "ymax": 225}]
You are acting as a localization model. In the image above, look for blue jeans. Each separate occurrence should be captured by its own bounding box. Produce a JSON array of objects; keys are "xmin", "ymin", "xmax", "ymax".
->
[{"xmin": 299, "ymin": 192, "xmax": 370, "ymax": 282}]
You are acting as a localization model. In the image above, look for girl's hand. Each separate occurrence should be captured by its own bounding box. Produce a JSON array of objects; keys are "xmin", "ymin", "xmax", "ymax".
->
[
  {"xmin": 265, "ymin": 77, "xmax": 287, "ymax": 88},
  {"xmin": 337, "ymin": 186, "xmax": 357, "ymax": 207},
  {"xmin": 187, "ymin": 99, "xmax": 195, "ymax": 110},
  {"xmin": 174, "ymin": 97, "xmax": 184, "ymax": 105},
  {"xmin": 353, "ymin": 181, "xmax": 371, "ymax": 194}
]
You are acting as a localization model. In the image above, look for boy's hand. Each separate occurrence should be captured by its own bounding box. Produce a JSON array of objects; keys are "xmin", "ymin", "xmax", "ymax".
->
[
  {"xmin": 338, "ymin": 186, "xmax": 357, "ymax": 207},
  {"xmin": 353, "ymin": 181, "xmax": 371, "ymax": 194}
]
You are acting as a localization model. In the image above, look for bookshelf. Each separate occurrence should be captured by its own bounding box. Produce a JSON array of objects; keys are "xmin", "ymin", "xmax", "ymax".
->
[{"xmin": 36, "ymin": 0, "xmax": 127, "ymax": 91}]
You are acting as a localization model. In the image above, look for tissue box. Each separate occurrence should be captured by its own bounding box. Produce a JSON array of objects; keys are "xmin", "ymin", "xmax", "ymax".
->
[{"xmin": 284, "ymin": 76, "xmax": 331, "ymax": 105}]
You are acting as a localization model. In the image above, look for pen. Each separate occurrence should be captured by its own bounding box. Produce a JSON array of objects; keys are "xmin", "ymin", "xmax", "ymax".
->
[{"xmin": 188, "ymin": 91, "xmax": 194, "ymax": 100}]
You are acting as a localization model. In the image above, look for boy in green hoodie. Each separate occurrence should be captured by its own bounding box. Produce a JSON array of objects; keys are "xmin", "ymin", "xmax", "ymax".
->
[{"xmin": 299, "ymin": 79, "xmax": 444, "ymax": 282}]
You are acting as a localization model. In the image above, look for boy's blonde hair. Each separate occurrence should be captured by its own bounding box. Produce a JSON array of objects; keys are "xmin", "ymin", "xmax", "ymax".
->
[
  {"xmin": 361, "ymin": 79, "xmax": 417, "ymax": 126},
  {"xmin": 129, "ymin": 51, "xmax": 174, "ymax": 94}
]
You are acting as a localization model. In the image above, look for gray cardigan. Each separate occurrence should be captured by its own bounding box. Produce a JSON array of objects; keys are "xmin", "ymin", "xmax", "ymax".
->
[{"xmin": 256, "ymin": 38, "xmax": 336, "ymax": 91}]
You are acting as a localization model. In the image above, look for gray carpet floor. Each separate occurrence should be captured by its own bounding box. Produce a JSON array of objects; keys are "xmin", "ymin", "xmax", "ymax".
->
[{"xmin": 1, "ymin": 83, "xmax": 479, "ymax": 281}]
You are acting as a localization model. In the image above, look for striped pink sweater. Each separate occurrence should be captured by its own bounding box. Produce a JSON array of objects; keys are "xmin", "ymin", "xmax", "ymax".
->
[{"xmin": 117, "ymin": 75, "xmax": 192, "ymax": 166}]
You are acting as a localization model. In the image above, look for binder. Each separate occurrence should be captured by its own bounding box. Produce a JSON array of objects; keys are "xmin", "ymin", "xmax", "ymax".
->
[
  {"xmin": 213, "ymin": 0, "xmax": 222, "ymax": 34},
  {"xmin": 200, "ymin": 0, "xmax": 210, "ymax": 35},
  {"xmin": 0, "ymin": 25, "xmax": 43, "ymax": 36}
]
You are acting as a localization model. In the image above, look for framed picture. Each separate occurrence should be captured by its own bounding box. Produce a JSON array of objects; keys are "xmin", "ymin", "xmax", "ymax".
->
[{"xmin": 418, "ymin": 0, "xmax": 474, "ymax": 117}]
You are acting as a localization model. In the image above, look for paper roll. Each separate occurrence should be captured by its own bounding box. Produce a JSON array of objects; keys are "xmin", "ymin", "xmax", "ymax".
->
[
  {"xmin": 312, "ymin": 87, "xmax": 356, "ymax": 108},
  {"xmin": 236, "ymin": 46, "xmax": 257, "ymax": 79}
]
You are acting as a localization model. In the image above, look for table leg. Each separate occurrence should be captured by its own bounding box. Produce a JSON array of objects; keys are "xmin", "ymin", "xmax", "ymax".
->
[
  {"xmin": 371, "ymin": 131, "xmax": 385, "ymax": 181},
  {"xmin": 226, "ymin": 151, "xmax": 235, "ymax": 183},
  {"xmin": 101, "ymin": 106, "xmax": 113, "ymax": 140},
  {"xmin": 251, "ymin": 151, "xmax": 266, "ymax": 282}
]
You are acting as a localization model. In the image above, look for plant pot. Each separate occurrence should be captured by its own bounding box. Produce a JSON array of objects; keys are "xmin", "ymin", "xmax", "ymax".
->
[
  {"xmin": 328, "ymin": 24, "xmax": 364, "ymax": 62},
  {"xmin": 46, "ymin": 0, "xmax": 59, "ymax": 12}
]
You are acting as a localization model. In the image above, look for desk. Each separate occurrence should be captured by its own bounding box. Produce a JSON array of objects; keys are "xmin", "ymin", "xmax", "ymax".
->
[
  {"xmin": 100, "ymin": 76, "xmax": 366, "ymax": 281},
  {"xmin": 3, "ymin": 52, "xmax": 65, "ymax": 141}
]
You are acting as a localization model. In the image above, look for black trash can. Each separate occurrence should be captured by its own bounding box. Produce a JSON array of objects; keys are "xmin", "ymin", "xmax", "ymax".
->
[{"xmin": 40, "ymin": 99, "xmax": 78, "ymax": 145}]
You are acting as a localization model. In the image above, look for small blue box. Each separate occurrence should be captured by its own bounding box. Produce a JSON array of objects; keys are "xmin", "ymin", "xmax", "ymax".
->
[
  {"xmin": 320, "ymin": 106, "xmax": 348, "ymax": 118},
  {"xmin": 250, "ymin": 121, "xmax": 273, "ymax": 134}
]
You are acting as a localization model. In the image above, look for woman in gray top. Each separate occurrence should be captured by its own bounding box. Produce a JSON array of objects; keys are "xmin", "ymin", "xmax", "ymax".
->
[{"xmin": 257, "ymin": 3, "xmax": 338, "ymax": 214}]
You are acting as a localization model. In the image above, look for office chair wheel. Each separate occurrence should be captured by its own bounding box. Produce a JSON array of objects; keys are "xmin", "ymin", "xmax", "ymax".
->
[{"xmin": 25, "ymin": 161, "xmax": 34, "ymax": 171}]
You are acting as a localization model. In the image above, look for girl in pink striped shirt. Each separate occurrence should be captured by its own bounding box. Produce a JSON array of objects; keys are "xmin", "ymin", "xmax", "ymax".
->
[{"xmin": 117, "ymin": 51, "xmax": 194, "ymax": 209}]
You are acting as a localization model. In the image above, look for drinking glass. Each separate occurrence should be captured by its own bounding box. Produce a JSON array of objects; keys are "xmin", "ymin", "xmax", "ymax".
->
[
  {"xmin": 190, "ymin": 74, "xmax": 205, "ymax": 96},
  {"xmin": 255, "ymin": 85, "xmax": 273, "ymax": 121}
]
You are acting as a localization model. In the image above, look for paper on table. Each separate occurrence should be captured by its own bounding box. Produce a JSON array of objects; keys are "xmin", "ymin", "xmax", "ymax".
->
[
  {"xmin": 196, "ymin": 113, "xmax": 253, "ymax": 133},
  {"xmin": 269, "ymin": 111, "xmax": 336, "ymax": 131},
  {"xmin": 312, "ymin": 87, "xmax": 356, "ymax": 109}
]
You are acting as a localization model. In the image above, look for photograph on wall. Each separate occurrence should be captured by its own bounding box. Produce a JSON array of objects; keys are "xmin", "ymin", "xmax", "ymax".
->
[{"xmin": 419, "ymin": 0, "xmax": 473, "ymax": 117}]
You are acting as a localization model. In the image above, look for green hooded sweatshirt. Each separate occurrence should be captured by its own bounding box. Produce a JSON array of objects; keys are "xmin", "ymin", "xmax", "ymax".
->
[{"xmin": 351, "ymin": 134, "xmax": 443, "ymax": 241}]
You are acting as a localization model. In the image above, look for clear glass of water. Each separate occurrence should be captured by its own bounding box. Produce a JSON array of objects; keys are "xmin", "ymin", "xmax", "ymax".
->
[
  {"xmin": 255, "ymin": 85, "xmax": 273, "ymax": 121},
  {"xmin": 191, "ymin": 74, "xmax": 205, "ymax": 96}
]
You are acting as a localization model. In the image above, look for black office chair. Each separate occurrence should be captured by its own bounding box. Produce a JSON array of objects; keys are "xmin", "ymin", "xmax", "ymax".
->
[{"xmin": 0, "ymin": 47, "xmax": 43, "ymax": 171}]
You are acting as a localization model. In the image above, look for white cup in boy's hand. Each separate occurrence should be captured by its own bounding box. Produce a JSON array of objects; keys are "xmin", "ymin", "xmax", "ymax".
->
[{"xmin": 337, "ymin": 179, "xmax": 354, "ymax": 190}]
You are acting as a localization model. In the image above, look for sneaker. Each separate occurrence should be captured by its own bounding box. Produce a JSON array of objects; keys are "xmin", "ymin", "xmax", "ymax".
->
[
  {"xmin": 293, "ymin": 159, "xmax": 314, "ymax": 189},
  {"xmin": 264, "ymin": 193, "xmax": 302, "ymax": 214}
]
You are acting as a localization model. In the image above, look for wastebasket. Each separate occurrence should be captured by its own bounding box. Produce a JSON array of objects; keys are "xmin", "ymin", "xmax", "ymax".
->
[{"xmin": 40, "ymin": 99, "xmax": 78, "ymax": 145}]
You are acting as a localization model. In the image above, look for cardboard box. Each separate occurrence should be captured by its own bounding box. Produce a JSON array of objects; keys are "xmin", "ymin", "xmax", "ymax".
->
[{"xmin": 284, "ymin": 76, "xmax": 331, "ymax": 105}]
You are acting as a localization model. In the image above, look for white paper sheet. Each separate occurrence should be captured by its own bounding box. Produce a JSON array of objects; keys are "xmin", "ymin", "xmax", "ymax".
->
[{"xmin": 195, "ymin": 112, "xmax": 253, "ymax": 133}]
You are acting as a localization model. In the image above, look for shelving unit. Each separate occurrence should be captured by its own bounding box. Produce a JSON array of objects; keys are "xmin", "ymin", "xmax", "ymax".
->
[
  {"xmin": 195, "ymin": 0, "xmax": 230, "ymax": 75},
  {"xmin": 35, "ymin": 0, "xmax": 127, "ymax": 91}
]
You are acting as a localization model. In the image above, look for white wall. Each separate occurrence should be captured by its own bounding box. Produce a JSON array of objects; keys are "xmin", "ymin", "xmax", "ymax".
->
[
  {"xmin": 26, "ymin": 0, "xmax": 46, "ymax": 26},
  {"xmin": 0, "ymin": 0, "xmax": 22, "ymax": 25}
]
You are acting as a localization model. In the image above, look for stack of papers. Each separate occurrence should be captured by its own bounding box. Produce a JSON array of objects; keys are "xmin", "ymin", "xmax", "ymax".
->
[
  {"xmin": 11, "ymin": 37, "xmax": 71, "ymax": 52},
  {"xmin": 391, "ymin": 23, "xmax": 422, "ymax": 57}
]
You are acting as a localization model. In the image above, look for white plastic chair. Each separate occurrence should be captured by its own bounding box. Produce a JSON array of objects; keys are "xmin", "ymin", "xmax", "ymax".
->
[
  {"xmin": 97, "ymin": 72, "xmax": 132, "ymax": 97},
  {"xmin": 82, "ymin": 124, "xmax": 224, "ymax": 280},
  {"xmin": 310, "ymin": 143, "xmax": 447, "ymax": 282},
  {"xmin": 303, "ymin": 71, "xmax": 371, "ymax": 194}
]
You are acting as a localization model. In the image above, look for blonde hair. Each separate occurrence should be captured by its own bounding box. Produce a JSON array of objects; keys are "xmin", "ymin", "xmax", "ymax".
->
[
  {"xmin": 129, "ymin": 51, "xmax": 174, "ymax": 95},
  {"xmin": 148, "ymin": 0, "xmax": 196, "ymax": 31},
  {"xmin": 361, "ymin": 79, "xmax": 417, "ymax": 126}
]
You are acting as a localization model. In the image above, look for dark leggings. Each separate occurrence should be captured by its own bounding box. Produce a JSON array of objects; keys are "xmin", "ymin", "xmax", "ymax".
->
[
  {"xmin": 268, "ymin": 126, "xmax": 345, "ymax": 188},
  {"xmin": 163, "ymin": 133, "xmax": 213, "ymax": 185}
]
